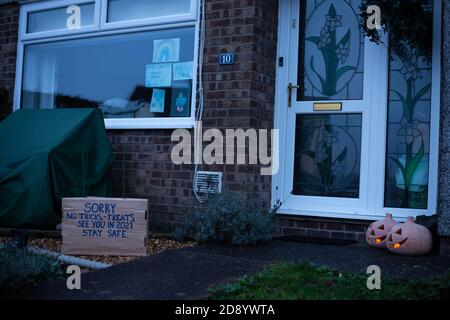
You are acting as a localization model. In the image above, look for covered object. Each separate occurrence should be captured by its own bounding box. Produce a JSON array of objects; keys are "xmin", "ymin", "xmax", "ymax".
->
[{"xmin": 0, "ymin": 108, "xmax": 113, "ymax": 229}]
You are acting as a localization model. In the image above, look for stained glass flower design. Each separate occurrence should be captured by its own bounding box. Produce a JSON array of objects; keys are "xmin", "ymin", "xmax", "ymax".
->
[
  {"xmin": 324, "ymin": 130, "xmax": 339, "ymax": 147},
  {"xmin": 312, "ymin": 127, "xmax": 347, "ymax": 179},
  {"xmin": 388, "ymin": 48, "xmax": 431, "ymax": 208},
  {"xmin": 332, "ymin": 159, "xmax": 346, "ymax": 176},
  {"xmin": 314, "ymin": 143, "xmax": 328, "ymax": 163},
  {"xmin": 325, "ymin": 14, "xmax": 342, "ymax": 31},
  {"xmin": 399, "ymin": 52, "xmax": 419, "ymax": 81},
  {"xmin": 335, "ymin": 41, "xmax": 350, "ymax": 63},
  {"xmin": 306, "ymin": 4, "xmax": 355, "ymax": 97},
  {"xmin": 397, "ymin": 119, "xmax": 422, "ymax": 144},
  {"xmin": 318, "ymin": 27, "xmax": 332, "ymax": 49}
]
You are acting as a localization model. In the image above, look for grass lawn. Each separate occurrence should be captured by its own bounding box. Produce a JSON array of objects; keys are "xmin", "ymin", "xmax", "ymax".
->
[
  {"xmin": 209, "ymin": 263, "xmax": 448, "ymax": 300},
  {"xmin": 0, "ymin": 246, "xmax": 64, "ymax": 293}
]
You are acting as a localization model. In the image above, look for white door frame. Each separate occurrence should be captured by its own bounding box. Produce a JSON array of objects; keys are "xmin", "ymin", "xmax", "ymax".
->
[{"xmin": 272, "ymin": 0, "xmax": 441, "ymax": 221}]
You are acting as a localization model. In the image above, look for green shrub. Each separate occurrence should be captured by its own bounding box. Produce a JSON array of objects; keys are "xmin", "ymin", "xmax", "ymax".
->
[
  {"xmin": 173, "ymin": 192, "xmax": 275, "ymax": 245},
  {"xmin": 0, "ymin": 247, "xmax": 64, "ymax": 293}
]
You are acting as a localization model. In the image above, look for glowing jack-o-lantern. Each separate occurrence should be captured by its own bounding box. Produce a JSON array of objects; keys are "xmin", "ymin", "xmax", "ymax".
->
[
  {"xmin": 366, "ymin": 214, "xmax": 398, "ymax": 248},
  {"xmin": 386, "ymin": 216, "xmax": 433, "ymax": 256}
]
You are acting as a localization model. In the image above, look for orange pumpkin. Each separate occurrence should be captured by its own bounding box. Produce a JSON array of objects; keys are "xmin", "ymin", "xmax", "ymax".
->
[
  {"xmin": 366, "ymin": 213, "xmax": 398, "ymax": 248},
  {"xmin": 386, "ymin": 216, "xmax": 433, "ymax": 256}
]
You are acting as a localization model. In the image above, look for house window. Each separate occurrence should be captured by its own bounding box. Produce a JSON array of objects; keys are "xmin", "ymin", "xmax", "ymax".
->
[
  {"xmin": 27, "ymin": 2, "xmax": 96, "ymax": 34},
  {"xmin": 16, "ymin": 0, "xmax": 199, "ymax": 129},
  {"xmin": 22, "ymin": 28, "xmax": 195, "ymax": 119},
  {"xmin": 106, "ymin": 0, "xmax": 192, "ymax": 23}
]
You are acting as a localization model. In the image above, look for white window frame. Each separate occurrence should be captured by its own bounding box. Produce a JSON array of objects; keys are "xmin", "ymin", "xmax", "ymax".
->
[
  {"xmin": 272, "ymin": 0, "xmax": 441, "ymax": 221},
  {"xmin": 20, "ymin": 0, "xmax": 101, "ymax": 41},
  {"xmin": 100, "ymin": 0, "xmax": 198, "ymax": 32},
  {"xmin": 14, "ymin": 0, "xmax": 200, "ymax": 129}
]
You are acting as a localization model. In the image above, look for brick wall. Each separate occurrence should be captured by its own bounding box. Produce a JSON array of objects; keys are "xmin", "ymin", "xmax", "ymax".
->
[
  {"xmin": 438, "ymin": 0, "xmax": 450, "ymax": 237},
  {"xmin": 0, "ymin": 1, "xmax": 18, "ymax": 120},
  {"xmin": 108, "ymin": 130, "xmax": 196, "ymax": 231},
  {"xmin": 199, "ymin": 0, "xmax": 278, "ymax": 211},
  {"xmin": 277, "ymin": 215, "xmax": 370, "ymax": 242},
  {"xmin": 108, "ymin": 0, "xmax": 279, "ymax": 232}
]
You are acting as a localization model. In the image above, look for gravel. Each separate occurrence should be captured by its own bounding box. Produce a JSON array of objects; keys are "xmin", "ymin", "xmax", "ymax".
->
[{"xmin": 0, "ymin": 236, "xmax": 195, "ymax": 266}]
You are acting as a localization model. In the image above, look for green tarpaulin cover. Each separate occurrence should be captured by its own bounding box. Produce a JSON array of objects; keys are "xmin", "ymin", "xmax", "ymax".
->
[{"xmin": 0, "ymin": 108, "xmax": 113, "ymax": 229}]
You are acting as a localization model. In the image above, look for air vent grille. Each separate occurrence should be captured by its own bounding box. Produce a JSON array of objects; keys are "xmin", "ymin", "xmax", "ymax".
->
[{"xmin": 195, "ymin": 171, "xmax": 222, "ymax": 194}]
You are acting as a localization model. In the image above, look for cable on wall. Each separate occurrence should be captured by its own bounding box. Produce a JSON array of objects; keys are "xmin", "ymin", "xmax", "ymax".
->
[{"xmin": 192, "ymin": 0, "xmax": 210, "ymax": 203}]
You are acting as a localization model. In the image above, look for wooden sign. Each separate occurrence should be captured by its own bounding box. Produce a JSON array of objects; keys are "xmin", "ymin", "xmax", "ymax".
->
[{"xmin": 62, "ymin": 197, "xmax": 148, "ymax": 256}]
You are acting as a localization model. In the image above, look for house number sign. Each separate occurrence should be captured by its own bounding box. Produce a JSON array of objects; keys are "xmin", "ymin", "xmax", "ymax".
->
[{"xmin": 218, "ymin": 53, "xmax": 235, "ymax": 65}]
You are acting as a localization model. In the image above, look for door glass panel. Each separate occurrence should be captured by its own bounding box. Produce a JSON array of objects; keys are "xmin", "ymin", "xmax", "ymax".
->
[
  {"xmin": 298, "ymin": 0, "xmax": 364, "ymax": 101},
  {"xmin": 384, "ymin": 4, "xmax": 433, "ymax": 209},
  {"xmin": 293, "ymin": 114, "xmax": 362, "ymax": 198}
]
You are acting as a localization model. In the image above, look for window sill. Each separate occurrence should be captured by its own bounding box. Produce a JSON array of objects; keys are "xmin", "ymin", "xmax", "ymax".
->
[
  {"xmin": 104, "ymin": 117, "xmax": 195, "ymax": 130},
  {"xmin": 276, "ymin": 207, "xmax": 436, "ymax": 222}
]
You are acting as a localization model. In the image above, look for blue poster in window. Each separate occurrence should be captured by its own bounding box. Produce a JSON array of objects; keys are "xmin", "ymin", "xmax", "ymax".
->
[
  {"xmin": 150, "ymin": 89, "xmax": 165, "ymax": 113},
  {"xmin": 170, "ymin": 81, "xmax": 191, "ymax": 117},
  {"xmin": 145, "ymin": 63, "xmax": 172, "ymax": 87},
  {"xmin": 153, "ymin": 38, "xmax": 180, "ymax": 63},
  {"xmin": 173, "ymin": 61, "xmax": 193, "ymax": 81}
]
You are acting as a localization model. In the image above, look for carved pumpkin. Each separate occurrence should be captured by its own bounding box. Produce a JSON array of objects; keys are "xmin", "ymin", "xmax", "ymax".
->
[
  {"xmin": 386, "ymin": 216, "xmax": 433, "ymax": 256},
  {"xmin": 366, "ymin": 214, "xmax": 397, "ymax": 248}
]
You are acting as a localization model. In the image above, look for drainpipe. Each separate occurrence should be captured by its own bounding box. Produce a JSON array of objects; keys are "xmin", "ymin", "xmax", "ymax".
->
[
  {"xmin": 0, "ymin": 244, "xmax": 111, "ymax": 269},
  {"xmin": 26, "ymin": 246, "xmax": 111, "ymax": 269}
]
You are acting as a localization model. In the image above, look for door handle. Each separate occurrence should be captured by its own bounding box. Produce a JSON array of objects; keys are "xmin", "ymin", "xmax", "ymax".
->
[{"xmin": 288, "ymin": 83, "xmax": 301, "ymax": 107}]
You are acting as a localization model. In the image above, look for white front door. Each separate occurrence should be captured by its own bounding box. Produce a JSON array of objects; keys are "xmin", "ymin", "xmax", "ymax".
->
[
  {"xmin": 274, "ymin": 0, "xmax": 387, "ymax": 217},
  {"xmin": 275, "ymin": 0, "xmax": 386, "ymax": 218},
  {"xmin": 273, "ymin": 0, "xmax": 440, "ymax": 220}
]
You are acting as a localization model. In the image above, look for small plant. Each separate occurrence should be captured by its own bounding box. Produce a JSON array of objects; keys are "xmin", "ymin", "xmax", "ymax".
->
[
  {"xmin": 0, "ymin": 247, "xmax": 64, "ymax": 293},
  {"xmin": 172, "ymin": 192, "xmax": 275, "ymax": 245}
]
